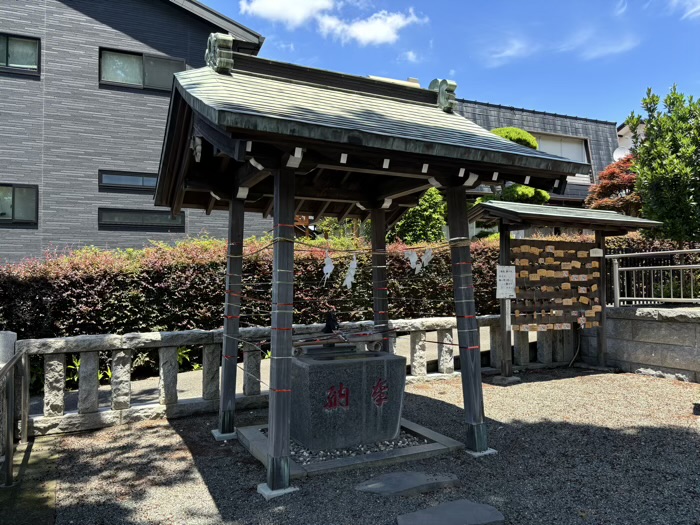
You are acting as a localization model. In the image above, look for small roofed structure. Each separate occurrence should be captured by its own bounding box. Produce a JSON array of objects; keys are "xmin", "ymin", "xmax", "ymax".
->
[
  {"xmin": 156, "ymin": 33, "xmax": 593, "ymax": 498},
  {"xmin": 468, "ymin": 200, "xmax": 660, "ymax": 377}
]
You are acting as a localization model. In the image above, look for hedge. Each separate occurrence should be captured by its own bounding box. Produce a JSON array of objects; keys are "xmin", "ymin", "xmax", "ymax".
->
[{"xmin": 0, "ymin": 233, "xmax": 692, "ymax": 340}]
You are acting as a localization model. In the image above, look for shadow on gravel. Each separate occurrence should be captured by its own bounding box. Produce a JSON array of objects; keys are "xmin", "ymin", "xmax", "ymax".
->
[
  {"xmin": 166, "ymin": 375, "xmax": 699, "ymax": 525},
  {"xmin": 8, "ymin": 369, "xmax": 699, "ymax": 525}
]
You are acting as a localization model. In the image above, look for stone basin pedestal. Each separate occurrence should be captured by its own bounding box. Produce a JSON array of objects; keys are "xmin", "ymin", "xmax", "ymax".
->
[{"xmin": 290, "ymin": 348, "xmax": 406, "ymax": 451}]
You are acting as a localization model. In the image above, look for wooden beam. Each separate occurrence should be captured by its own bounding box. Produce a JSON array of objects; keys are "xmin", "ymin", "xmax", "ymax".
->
[
  {"xmin": 194, "ymin": 115, "xmax": 246, "ymax": 162},
  {"xmin": 263, "ymin": 197, "xmax": 274, "ymax": 218},
  {"xmin": 498, "ymin": 220, "xmax": 513, "ymax": 377},
  {"xmin": 205, "ymin": 195, "xmax": 217, "ymax": 215},
  {"xmin": 596, "ymin": 231, "xmax": 607, "ymax": 367},
  {"xmin": 370, "ymin": 208, "xmax": 390, "ymax": 352},
  {"xmin": 238, "ymin": 161, "xmax": 271, "ymax": 188},
  {"xmin": 294, "ymin": 199, "xmax": 306, "ymax": 214},
  {"xmin": 266, "ymin": 168, "xmax": 295, "ymax": 492},
  {"xmin": 312, "ymin": 201, "xmax": 330, "ymax": 223},
  {"xmin": 445, "ymin": 184, "xmax": 488, "ymax": 453},
  {"xmin": 218, "ymin": 197, "xmax": 245, "ymax": 436},
  {"xmin": 316, "ymin": 163, "xmax": 432, "ymax": 180},
  {"xmin": 338, "ymin": 203, "xmax": 355, "ymax": 222}
]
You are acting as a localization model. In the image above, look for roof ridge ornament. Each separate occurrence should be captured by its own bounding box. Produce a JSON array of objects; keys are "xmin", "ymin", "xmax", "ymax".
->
[
  {"xmin": 428, "ymin": 78, "xmax": 457, "ymax": 113},
  {"xmin": 205, "ymin": 32, "xmax": 235, "ymax": 74}
]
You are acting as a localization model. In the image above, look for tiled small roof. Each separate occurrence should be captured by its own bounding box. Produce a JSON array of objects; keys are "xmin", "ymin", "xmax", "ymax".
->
[
  {"xmin": 468, "ymin": 200, "xmax": 661, "ymax": 233},
  {"xmin": 173, "ymin": 64, "xmax": 591, "ymax": 176}
]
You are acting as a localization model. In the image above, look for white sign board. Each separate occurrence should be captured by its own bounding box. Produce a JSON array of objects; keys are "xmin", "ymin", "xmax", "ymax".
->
[
  {"xmin": 496, "ymin": 265, "xmax": 517, "ymax": 299},
  {"xmin": 590, "ymin": 248, "xmax": 604, "ymax": 257}
]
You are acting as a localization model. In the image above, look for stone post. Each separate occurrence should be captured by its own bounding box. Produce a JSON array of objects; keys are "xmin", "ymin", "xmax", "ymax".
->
[
  {"xmin": 410, "ymin": 330, "xmax": 427, "ymax": 376},
  {"xmin": 159, "ymin": 347, "xmax": 178, "ymax": 406},
  {"xmin": 243, "ymin": 342, "xmax": 262, "ymax": 396},
  {"xmin": 437, "ymin": 329, "xmax": 454, "ymax": 374},
  {"xmin": 513, "ymin": 331, "xmax": 530, "ymax": 366},
  {"xmin": 44, "ymin": 354, "xmax": 66, "ymax": 417},
  {"xmin": 111, "ymin": 350, "xmax": 132, "ymax": 410},
  {"xmin": 78, "ymin": 352, "xmax": 99, "ymax": 414},
  {"xmin": 536, "ymin": 332, "xmax": 553, "ymax": 364},
  {"xmin": 202, "ymin": 344, "xmax": 220, "ymax": 401}
]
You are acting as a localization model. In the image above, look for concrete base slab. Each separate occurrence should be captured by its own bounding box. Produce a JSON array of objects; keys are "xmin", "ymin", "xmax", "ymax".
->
[
  {"xmin": 356, "ymin": 471, "xmax": 459, "ymax": 496},
  {"xmin": 491, "ymin": 375, "xmax": 522, "ymax": 386},
  {"xmin": 256, "ymin": 483, "xmax": 299, "ymax": 501},
  {"xmin": 211, "ymin": 429, "xmax": 237, "ymax": 441},
  {"xmin": 466, "ymin": 447, "xmax": 498, "ymax": 458},
  {"xmin": 396, "ymin": 499, "xmax": 504, "ymax": 525},
  {"xmin": 238, "ymin": 419, "xmax": 464, "ymax": 479}
]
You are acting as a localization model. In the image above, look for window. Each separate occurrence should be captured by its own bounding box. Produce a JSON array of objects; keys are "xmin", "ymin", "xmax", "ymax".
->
[
  {"xmin": 531, "ymin": 133, "xmax": 591, "ymax": 186},
  {"xmin": 0, "ymin": 34, "xmax": 40, "ymax": 74},
  {"xmin": 98, "ymin": 170, "xmax": 157, "ymax": 194},
  {"xmin": 0, "ymin": 184, "xmax": 38, "ymax": 227},
  {"xmin": 98, "ymin": 208, "xmax": 185, "ymax": 232},
  {"xmin": 99, "ymin": 49, "xmax": 185, "ymax": 91},
  {"xmin": 531, "ymin": 134, "xmax": 589, "ymax": 163}
]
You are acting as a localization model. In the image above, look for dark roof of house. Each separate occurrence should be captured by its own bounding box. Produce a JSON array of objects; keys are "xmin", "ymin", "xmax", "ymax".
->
[
  {"xmin": 171, "ymin": 55, "xmax": 590, "ymax": 176},
  {"xmin": 457, "ymin": 98, "xmax": 617, "ymax": 126},
  {"xmin": 165, "ymin": 0, "xmax": 264, "ymax": 49},
  {"xmin": 468, "ymin": 200, "xmax": 661, "ymax": 234}
]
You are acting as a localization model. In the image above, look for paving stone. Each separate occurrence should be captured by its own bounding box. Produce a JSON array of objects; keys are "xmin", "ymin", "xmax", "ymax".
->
[
  {"xmin": 396, "ymin": 499, "xmax": 504, "ymax": 525},
  {"xmin": 491, "ymin": 375, "xmax": 522, "ymax": 386},
  {"xmin": 356, "ymin": 471, "xmax": 459, "ymax": 496}
]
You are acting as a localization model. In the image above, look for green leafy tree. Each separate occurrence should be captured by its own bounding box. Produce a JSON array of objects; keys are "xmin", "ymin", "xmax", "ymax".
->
[
  {"xmin": 491, "ymin": 127, "xmax": 539, "ymax": 150},
  {"xmin": 584, "ymin": 155, "xmax": 641, "ymax": 216},
  {"xmin": 628, "ymin": 86, "xmax": 700, "ymax": 242},
  {"xmin": 388, "ymin": 187, "xmax": 446, "ymax": 244}
]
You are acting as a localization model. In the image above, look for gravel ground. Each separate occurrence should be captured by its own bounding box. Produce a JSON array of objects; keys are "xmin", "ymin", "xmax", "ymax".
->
[
  {"xmin": 23, "ymin": 369, "xmax": 700, "ymax": 525},
  {"xmin": 259, "ymin": 429, "xmax": 428, "ymax": 466}
]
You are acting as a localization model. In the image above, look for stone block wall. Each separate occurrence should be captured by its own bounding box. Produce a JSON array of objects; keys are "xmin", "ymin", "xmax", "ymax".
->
[{"xmin": 581, "ymin": 307, "xmax": 700, "ymax": 382}]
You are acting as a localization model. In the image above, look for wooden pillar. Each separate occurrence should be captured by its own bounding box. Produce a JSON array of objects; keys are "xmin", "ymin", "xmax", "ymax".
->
[
  {"xmin": 217, "ymin": 197, "xmax": 244, "ymax": 437},
  {"xmin": 445, "ymin": 185, "xmax": 488, "ymax": 453},
  {"xmin": 266, "ymin": 169, "xmax": 295, "ymax": 491},
  {"xmin": 498, "ymin": 220, "xmax": 513, "ymax": 376},
  {"xmin": 370, "ymin": 208, "xmax": 390, "ymax": 352},
  {"xmin": 596, "ymin": 231, "xmax": 607, "ymax": 367}
]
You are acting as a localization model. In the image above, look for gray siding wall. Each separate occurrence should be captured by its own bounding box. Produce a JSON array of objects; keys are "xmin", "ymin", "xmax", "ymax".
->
[
  {"xmin": 0, "ymin": 0, "xmax": 270, "ymax": 263},
  {"xmin": 456, "ymin": 100, "xmax": 619, "ymax": 200}
]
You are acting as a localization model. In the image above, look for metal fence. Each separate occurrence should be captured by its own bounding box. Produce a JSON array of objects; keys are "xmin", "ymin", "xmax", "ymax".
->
[{"xmin": 608, "ymin": 249, "xmax": 700, "ymax": 307}]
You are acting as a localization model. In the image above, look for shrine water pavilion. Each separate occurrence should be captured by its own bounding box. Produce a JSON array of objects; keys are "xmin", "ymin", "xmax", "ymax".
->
[{"xmin": 155, "ymin": 33, "xmax": 590, "ymax": 497}]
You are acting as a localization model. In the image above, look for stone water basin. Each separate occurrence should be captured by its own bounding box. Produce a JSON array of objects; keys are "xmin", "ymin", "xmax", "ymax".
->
[{"xmin": 290, "ymin": 350, "xmax": 406, "ymax": 451}]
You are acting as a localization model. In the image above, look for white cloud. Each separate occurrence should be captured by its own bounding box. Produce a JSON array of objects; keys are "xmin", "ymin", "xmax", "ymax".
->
[
  {"xmin": 278, "ymin": 42, "xmax": 296, "ymax": 52},
  {"xmin": 239, "ymin": 0, "xmax": 334, "ymax": 28},
  {"xmin": 481, "ymin": 28, "xmax": 640, "ymax": 67},
  {"xmin": 399, "ymin": 50, "xmax": 419, "ymax": 63},
  {"xmin": 484, "ymin": 38, "xmax": 536, "ymax": 68},
  {"xmin": 581, "ymin": 35, "xmax": 640, "ymax": 59},
  {"xmin": 666, "ymin": 0, "xmax": 700, "ymax": 19},
  {"xmin": 318, "ymin": 8, "xmax": 427, "ymax": 46},
  {"xmin": 614, "ymin": 0, "xmax": 628, "ymax": 15},
  {"xmin": 448, "ymin": 68, "xmax": 456, "ymax": 77}
]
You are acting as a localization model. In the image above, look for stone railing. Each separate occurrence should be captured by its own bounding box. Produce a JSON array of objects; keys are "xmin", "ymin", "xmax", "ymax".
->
[{"xmin": 4, "ymin": 315, "xmax": 578, "ymax": 437}]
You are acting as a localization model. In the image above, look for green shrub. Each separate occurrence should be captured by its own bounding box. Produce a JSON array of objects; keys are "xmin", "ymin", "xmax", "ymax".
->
[
  {"xmin": 501, "ymin": 184, "xmax": 550, "ymax": 204},
  {"xmin": 491, "ymin": 127, "xmax": 539, "ymax": 150},
  {"xmin": 0, "ymin": 232, "xmax": 690, "ymax": 343}
]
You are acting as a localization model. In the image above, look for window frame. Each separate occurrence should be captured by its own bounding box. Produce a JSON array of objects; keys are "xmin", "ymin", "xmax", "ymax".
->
[
  {"xmin": 98, "ymin": 47, "xmax": 185, "ymax": 92},
  {"xmin": 97, "ymin": 208, "xmax": 185, "ymax": 233},
  {"xmin": 98, "ymin": 170, "xmax": 158, "ymax": 195},
  {"xmin": 0, "ymin": 183, "xmax": 39, "ymax": 229},
  {"xmin": 0, "ymin": 33, "xmax": 41, "ymax": 77}
]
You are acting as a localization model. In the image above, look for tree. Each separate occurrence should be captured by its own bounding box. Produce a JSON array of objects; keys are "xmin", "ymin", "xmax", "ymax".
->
[
  {"xmin": 628, "ymin": 86, "xmax": 700, "ymax": 242},
  {"xmin": 388, "ymin": 187, "xmax": 446, "ymax": 244},
  {"xmin": 584, "ymin": 155, "xmax": 641, "ymax": 216},
  {"xmin": 491, "ymin": 127, "xmax": 539, "ymax": 150}
]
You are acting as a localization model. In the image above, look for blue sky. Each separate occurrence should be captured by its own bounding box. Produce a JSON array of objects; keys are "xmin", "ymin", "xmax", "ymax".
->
[{"xmin": 205, "ymin": 0, "xmax": 700, "ymax": 124}]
